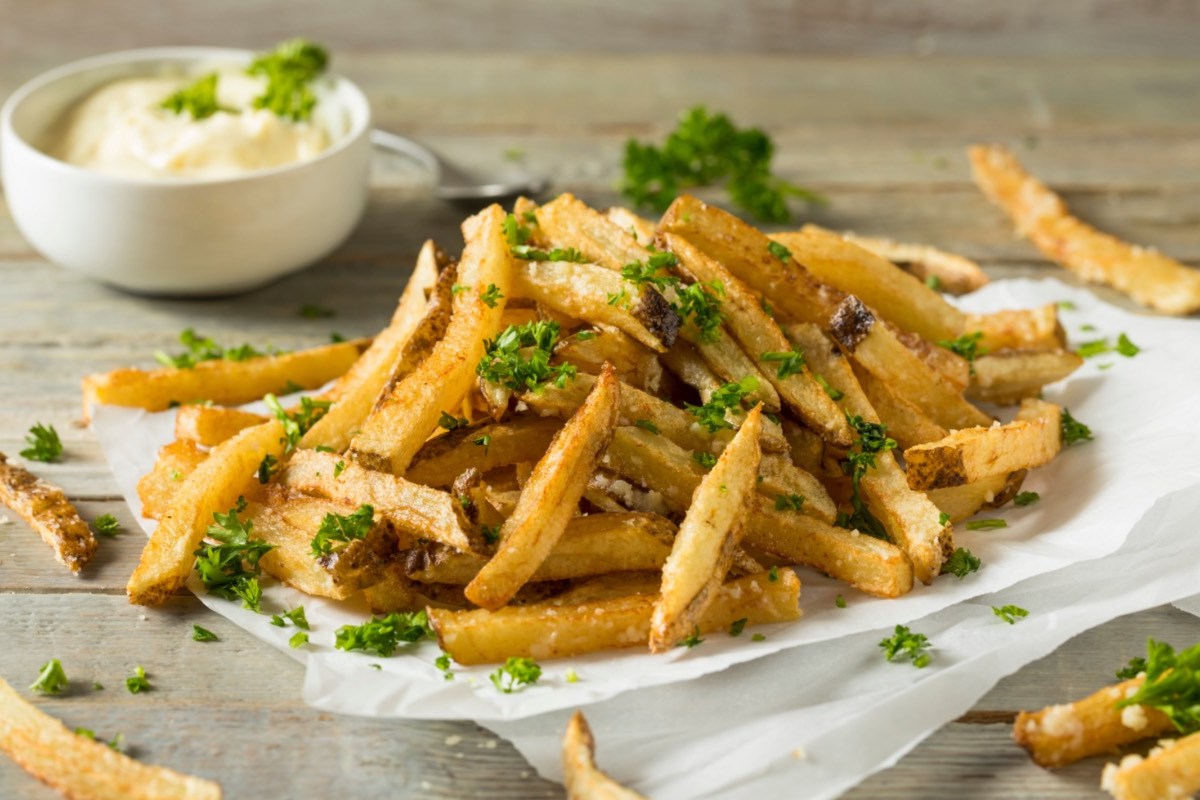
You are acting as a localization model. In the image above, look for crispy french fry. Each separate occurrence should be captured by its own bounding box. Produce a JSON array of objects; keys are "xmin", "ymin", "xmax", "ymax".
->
[
  {"xmin": 1102, "ymin": 730, "xmax": 1200, "ymax": 800},
  {"xmin": 0, "ymin": 452, "xmax": 97, "ymax": 574},
  {"xmin": 604, "ymin": 206, "xmax": 657, "ymax": 247},
  {"xmin": 970, "ymin": 144, "xmax": 1200, "ymax": 316},
  {"xmin": 514, "ymin": 259, "xmax": 679, "ymax": 351},
  {"xmin": 81, "ymin": 338, "xmax": 370, "ymax": 421},
  {"xmin": 967, "ymin": 304, "xmax": 1066, "ymax": 353},
  {"xmin": 466, "ymin": 366, "xmax": 620, "ymax": 610},
  {"xmin": 136, "ymin": 440, "xmax": 209, "ymax": 520},
  {"xmin": 1014, "ymin": 677, "xmax": 1173, "ymax": 768},
  {"xmin": 300, "ymin": 242, "xmax": 445, "ymax": 452},
  {"xmin": 776, "ymin": 226, "xmax": 966, "ymax": 343},
  {"xmin": 757, "ymin": 453, "xmax": 837, "ymax": 524},
  {"xmin": 780, "ymin": 419, "xmax": 826, "ymax": 478},
  {"xmin": 904, "ymin": 399, "xmax": 1062, "ymax": 490},
  {"xmin": 563, "ymin": 711, "xmax": 648, "ymax": 800},
  {"xmin": 283, "ymin": 449, "xmax": 477, "ymax": 552},
  {"xmin": 432, "ymin": 569, "xmax": 801, "ymax": 665},
  {"xmin": 852, "ymin": 362, "xmax": 949, "ymax": 450},
  {"xmin": 650, "ymin": 406, "xmax": 762, "ymax": 652},
  {"xmin": 665, "ymin": 233, "xmax": 852, "ymax": 446},
  {"xmin": 829, "ymin": 296, "xmax": 993, "ymax": 431},
  {"xmin": 348, "ymin": 205, "xmax": 513, "ymax": 474},
  {"xmin": 658, "ymin": 338, "xmax": 780, "ymax": 413},
  {"xmin": 926, "ymin": 470, "xmax": 1028, "ymax": 523},
  {"xmin": 406, "ymin": 417, "xmax": 563, "ymax": 489},
  {"xmin": 968, "ymin": 350, "xmax": 1083, "ymax": 406},
  {"xmin": 837, "ymin": 231, "xmax": 990, "ymax": 296},
  {"xmin": 659, "ymin": 195, "xmax": 842, "ymax": 326},
  {"xmin": 127, "ymin": 420, "xmax": 286, "ymax": 606},
  {"xmin": 0, "ymin": 676, "xmax": 222, "ymax": 800},
  {"xmin": 555, "ymin": 328, "xmax": 665, "ymax": 393},
  {"xmin": 534, "ymin": 193, "xmax": 649, "ymax": 271},
  {"xmin": 173, "ymin": 406, "xmax": 266, "ymax": 447},
  {"xmin": 407, "ymin": 513, "xmax": 675, "ymax": 585}
]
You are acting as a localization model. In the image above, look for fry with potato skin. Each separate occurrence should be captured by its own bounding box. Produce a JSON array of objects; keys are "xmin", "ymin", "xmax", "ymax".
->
[
  {"xmin": 926, "ymin": 470, "xmax": 1028, "ymax": 523},
  {"xmin": 0, "ymin": 452, "xmax": 97, "ymax": 574},
  {"xmin": 650, "ymin": 406, "xmax": 763, "ymax": 652},
  {"xmin": 466, "ymin": 365, "xmax": 621, "ymax": 610},
  {"xmin": 0, "ymin": 675, "xmax": 223, "ymax": 799},
  {"xmin": 563, "ymin": 711, "xmax": 648, "ymax": 800},
  {"xmin": 127, "ymin": 419, "xmax": 286, "ymax": 606}
]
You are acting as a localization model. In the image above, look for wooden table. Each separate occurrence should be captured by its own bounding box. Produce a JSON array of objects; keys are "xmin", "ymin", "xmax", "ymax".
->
[{"xmin": 3, "ymin": 3, "xmax": 1200, "ymax": 797}]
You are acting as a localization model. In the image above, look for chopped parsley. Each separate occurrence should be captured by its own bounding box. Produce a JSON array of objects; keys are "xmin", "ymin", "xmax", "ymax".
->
[
  {"xmin": 1013, "ymin": 491, "xmax": 1040, "ymax": 507},
  {"xmin": 20, "ymin": 423, "xmax": 63, "ymax": 463},
  {"xmin": 93, "ymin": 513, "xmax": 122, "ymax": 537},
  {"xmin": 684, "ymin": 376, "xmax": 759, "ymax": 433},
  {"xmin": 270, "ymin": 606, "xmax": 310, "ymax": 630},
  {"xmin": 938, "ymin": 512, "xmax": 951, "ymax": 527},
  {"xmin": 565, "ymin": 668, "xmax": 579, "ymax": 683},
  {"xmin": 1115, "ymin": 639, "xmax": 1200, "ymax": 734},
  {"xmin": 768, "ymin": 566, "xmax": 780, "ymax": 582},
  {"xmin": 247, "ymin": 39, "xmax": 328, "ymax": 122},
  {"xmin": 674, "ymin": 280, "xmax": 726, "ymax": 343},
  {"xmin": 192, "ymin": 625, "xmax": 218, "ymax": 642},
  {"xmin": 75, "ymin": 728, "xmax": 123, "ymax": 751},
  {"xmin": 752, "ymin": 633, "xmax": 766, "ymax": 642},
  {"xmin": 435, "ymin": 652, "xmax": 454, "ymax": 680},
  {"xmin": 835, "ymin": 415, "xmax": 896, "ymax": 541},
  {"xmin": 124, "ymin": 666, "xmax": 150, "ymax": 694},
  {"xmin": 155, "ymin": 328, "xmax": 267, "ymax": 369},
  {"xmin": 942, "ymin": 547, "xmax": 981, "ymax": 578},
  {"xmin": 620, "ymin": 252, "xmax": 679, "ymax": 289},
  {"xmin": 169, "ymin": 469, "xmax": 183, "ymax": 482},
  {"xmin": 264, "ymin": 393, "xmax": 331, "ymax": 452},
  {"xmin": 299, "ymin": 304, "xmax": 335, "ymax": 319},
  {"xmin": 476, "ymin": 321, "xmax": 576, "ymax": 393},
  {"xmin": 160, "ymin": 73, "xmax": 228, "ymax": 119},
  {"xmin": 634, "ymin": 419, "xmax": 661, "ymax": 435},
  {"xmin": 813, "ymin": 374, "xmax": 844, "ymax": 401},
  {"xmin": 1057, "ymin": 300, "xmax": 1077, "ymax": 310},
  {"xmin": 438, "ymin": 412, "xmax": 469, "ymax": 431},
  {"xmin": 289, "ymin": 632, "xmax": 309, "ymax": 648},
  {"xmin": 490, "ymin": 657, "xmax": 543, "ymax": 693},
  {"xmin": 1061, "ymin": 408, "xmax": 1093, "ymax": 446},
  {"xmin": 310, "ymin": 504, "xmax": 374, "ymax": 557},
  {"xmin": 880, "ymin": 625, "xmax": 932, "ymax": 668},
  {"xmin": 1078, "ymin": 333, "xmax": 1141, "ymax": 359},
  {"xmin": 481, "ymin": 284, "xmax": 504, "ymax": 308},
  {"xmin": 936, "ymin": 331, "xmax": 986, "ymax": 373},
  {"xmin": 607, "ymin": 288, "xmax": 629, "ymax": 307},
  {"xmin": 329, "ymin": 332, "xmax": 346, "ymax": 343},
  {"xmin": 966, "ymin": 519, "xmax": 1007, "ymax": 531},
  {"xmin": 925, "ymin": 275, "xmax": 942, "ymax": 291},
  {"xmin": 575, "ymin": 330, "xmax": 597, "ymax": 341},
  {"xmin": 333, "ymin": 460, "xmax": 346, "ymax": 478},
  {"xmin": 473, "ymin": 434, "xmax": 492, "ymax": 453},
  {"xmin": 767, "ymin": 240, "xmax": 792, "ymax": 262},
  {"xmin": 620, "ymin": 106, "xmax": 825, "ymax": 222},
  {"xmin": 30, "ymin": 659, "xmax": 68, "ymax": 694},
  {"xmin": 679, "ymin": 627, "xmax": 705, "ymax": 648},
  {"xmin": 192, "ymin": 498, "xmax": 274, "ymax": 612},
  {"xmin": 693, "ymin": 451, "xmax": 718, "ymax": 470},
  {"xmin": 774, "ymin": 493, "xmax": 805, "ymax": 512},
  {"xmin": 835, "ymin": 595, "xmax": 847, "ymax": 609},
  {"xmin": 760, "ymin": 349, "xmax": 806, "ymax": 379},
  {"xmin": 256, "ymin": 453, "xmax": 278, "ymax": 484},
  {"xmin": 1116, "ymin": 656, "xmax": 1149, "ymax": 682},
  {"xmin": 335, "ymin": 610, "xmax": 434, "ymax": 657},
  {"xmin": 729, "ymin": 618, "xmax": 748, "ymax": 637},
  {"xmin": 992, "ymin": 605, "xmax": 1029, "ymax": 624},
  {"xmin": 481, "ymin": 524, "xmax": 501, "ymax": 545}
]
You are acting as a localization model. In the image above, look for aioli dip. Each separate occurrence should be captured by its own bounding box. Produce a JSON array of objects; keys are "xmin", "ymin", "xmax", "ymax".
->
[{"xmin": 50, "ymin": 69, "xmax": 329, "ymax": 180}]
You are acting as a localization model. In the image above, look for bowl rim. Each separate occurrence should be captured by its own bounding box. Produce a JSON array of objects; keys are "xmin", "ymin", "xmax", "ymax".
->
[{"xmin": 0, "ymin": 45, "xmax": 372, "ymax": 188}]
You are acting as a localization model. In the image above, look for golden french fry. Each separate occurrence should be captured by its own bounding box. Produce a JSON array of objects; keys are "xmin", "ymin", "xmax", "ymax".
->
[
  {"xmin": 604, "ymin": 206, "xmax": 657, "ymax": 248},
  {"xmin": 926, "ymin": 470, "xmax": 1028, "ymax": 523},
  {"xmin": 1102, "ymin": 730, "xmax": 1200, "ymax": 800},
  {"xmin": 534, "ymin": 192, "xmax": 648, "ymax": 271},
  {"xmin": 348, "ymin": 205, "xmax": 513, "ymax": 473},
  {"xmin": 1014, "ymin": 677, "xmax": 1172, "ymax": 768},
  {"xmin": 563, "ymin": 711, "xmax": 648, "ymax": 800},
  {"xmin": 283, "ymin": 449, "xmax": 477, "ymax": 552},
  {"xmin": 968, "ymin": 350, "xmax": 1083, "ymax": 406},
  {"xmin": 780, "ymin": 419, "xmax": 826, "ymax": 478},
  {"xmin": 431, "ymin": 569, "xmax": 801, "ymax": 665},
  {"xmin": 757, "ymin": 453, "xmax": 837, "ymax": 524},
  {"xmin": 904, "ymin": 399, "xmax": 1062, "ymax": 491},
  {"xmin": 173, "ymin": 406, "xmax": 267, "ymax": 447},
  {"xmin": 650, "ymin": 406, "xmax": 763, "ymax": 652},
  {"xmin": 466, "ymin": 365, "xmax": 620, "ymax": 610},
  {"xmin": 967, "ymin": 304, "xmax": 1066, "ymax": 353},
  {"xmin": 776, "ymin": 226, "xmax": 966, "ymax": 343},
  {"xmin": 81, "ymin": 338, "xmax": 369, "ymax": 421},
  {"xmin": 679, "ymin": 325, "xmax": 783, "ymax": 413},
  {"xmin": 0, "ymin": 452, "xmax": 96, "ymax": 574},
  {"xmin": 0, "ymin": 677, "xmax": 222, "ymax": 800},
  {"xmin": 136, "ymin": 440, "xmax": 209, "ymax": 520},
  {"xmin": 406, "ymin": 417, "xmax": 563, "ymax": 489},
  {"xmin": 837, "ymin": 231, "xmax": 990, "ymax": 296},
  {"xmin": 664, "ymin": 233, "xmax": 852, "ymax": 446},
  {"xmin": 127, "ymin": 420, "xmax": 286, "ymax": 606},
  {"xmin": 851, "ymin": 363, "xmax": 949, "ymax": 450},
  {"xmin": 554, "ymin": 328, "xmax": 665, "ymax": 393}
]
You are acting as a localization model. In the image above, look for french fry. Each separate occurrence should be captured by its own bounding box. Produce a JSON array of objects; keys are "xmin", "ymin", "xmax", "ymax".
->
[
  {"xmin": 0, "ymin": 452, "xmax": 97, "ymax": 574},
  {"xmin": 300, "ymin": 242, "xmax": 446, "ymax": 452},
  {"xmin": 431, "ymin": 569, "xmax": 801, "ymax": 665},
  {"xmin": 1014, "ymin": 677, "xmax": 1172, "ymax": 768},
  {"xmin": 967, "ymin": 304, "xmax": 1067, "ymax": 353},
  {"xmin": 604, "ymin": 206, "xmax": 658, "ymax": 247},
  {"xmin": 757, "ymin": 453, "xmax": 837, "ymax": 524},
  {"xmin": 136, "ymin": 440, "xmax": 209, "ymax": 520},
  {"xmin": 926, "ymin": 470, "xmax": 1028, "ymax": 523},
  {"xmin": 650, "ymin": 406, "xmax": 763, "ymax": 652},
  {"xmin": 1102, "ymin": 731, "xmax": 1200, "ymax": 800},
  {"xmin": 780, "ymin": 419, "xmax": 825, "ymax": 478},
  {"xmin": 407, "ymin": 513, "xmax": 675, "ymax": 585},
  {"xmin": 406, "ymin": 417, "xmax": 563, "ymax": 489},
  {"xmin": 283, "ymin": 450, "xmax": 477, "ymax": 552},
  {"xmin": 127, "ymin": 420, "xmax": 286, "ymax": 606},
  {"xmin": 904, "ymin": 399, "xmax": 1062, "ymax": 491},
  {"xmin": 173, "ymin": 405, "xmax": 266, "ymax": 447},
  {"xmin": 465, "ymin": 366, "xmax": 620, "ymax": 610},
  {"xmin": 563, "ymin": 711, "xmax": 648, "ymax": 800},
  {"xmin": 81, "ymin": 338, "xmax": 370, "ymax": 421},
  {"xmin": 852, "ymin": 363, "xmax": 949, "ymax": 450},
  {"xmin": 970, "ymin": 144, "xmax": 1200, "ymax": 316},
  {"xmin": 658, "ymin": 339, "xmax": 780, "ymax": 413},
  {"xmin": 968, "ymin": 350, "xmax": 1083, "ymax": 406},
  {"xmin": 837, "ymin": 231, "xmax": 990, "ymax": 296},
  {"xmin": 534, "ymin": 193, "xmax": 649, "ymax": 271},
  {"xmin": 0, "ymin": 676, "xmax": 222, "ymax": 800},
  {"xmin": 348, "ymin": 205, "xmax": 513, "ymax": 474},
  {"xmin": 664, "ymin": 233, "xmax": 853, "ymax": 446},
  {"xmin": 514, "ymin": 259, "xmax": 679, "ymax": 351},
  {"xmin": 554, "ymin": 328, "xmax": 665, "ymax": 393},
  {"xmin": 659, "ymin": 194, "xmax": 843, "ymax": 326},
  {"xmin": 776, "ymin": 226, "xmax": 966, "ymax": 343},
  {"xmin": 829, "ymin": 296, "xmax": 993, "ymax": 431},
  {"xmin": 549, "ymin": 572, "xmax": 662, "ymax": 605}
]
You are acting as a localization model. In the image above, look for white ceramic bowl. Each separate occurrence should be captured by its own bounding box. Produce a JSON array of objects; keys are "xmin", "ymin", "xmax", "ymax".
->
[{"xmin": 0, "ymin": 47, "xmax": 372, "ymax": 296}]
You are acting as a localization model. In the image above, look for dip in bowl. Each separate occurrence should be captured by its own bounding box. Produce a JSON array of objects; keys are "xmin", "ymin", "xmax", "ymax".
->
[{"xmin": 1, "ymin": 43, "xmax": 371, "ymax": 295}]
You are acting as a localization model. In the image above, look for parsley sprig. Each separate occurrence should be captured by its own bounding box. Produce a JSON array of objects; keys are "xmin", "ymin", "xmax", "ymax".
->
[
  {"xmin": 155, "ymin": 328, "xmax": 269, "ymax": 369},
  {"xmin": 270, "ymin": 605, "xmax": 310, "ymax": 630},
  {"xmin": 247, "ymin": 39, "xmax": 328, "ymax": 122},
  {"xmin": 937, "ymin": 331, "xmax": 986, "ymax": 373},
  {"xmin": 1061, "ymin": 408, "xmax": 1093, "ymax": 446},
  {"xmin": 684, "ymin": 376, "xmax": 760, "ymax": 433},
  {"xmin": 503, "ymin": 213, "xmax": 587, "ymax": 262},
  {"xmin": 476, "ymin": 321, "xmax": 576, "ymax": 393},
  {"xmin": 160, "ymin": 73, "xmax": 229, "ymax": 119},
  {"xmin": 93, "ymin": 514, "xmax": 122, "ymax": 537},
  {"xmin": 490, "ymin": 657, "xmax": 542, "ymax": 693},
  {"xmin": 264, "ymin": 394, "xmax": 331, "ymax": 452},
  {"xmin": 880, "ymin": 625, "xmax": 932, "ymax": 668},
  {"xmin": 30, "ymin": 659, "xmax": 68, "ymax": 694},
  {"xmin": 621, "ymin": 106, "xmax": 825, "ymax": 222},
  {"xmin": 335, "ymin": 611, "xmax": 434, "ymax": 657},
  {"xmin": 835, "ymin": 415, "xmax": 896, "ymax": 540},
  {"xmin": 993, "ymin": 605, "xmax": 1029, "ymax": 624},
  {"xmin": 942, "ymin": 547, "xmax": 981, "ymax": 578},
  {"xmin": 20, "ymin": 423, "xmax": 63, "ymax": 463},
  {"xmin": 760, "ymin": 349, "xmax": 806, "ymax": 379},
  {"xmin": 125, "ymin": 666, "xmax": 150, "ymax": 694},
  {"xmin": 1116, "ymin": 639, "xmax": 1200, "ymax": 734},
  {"xmin": 192, "ymin": 498, "xmax": 274, "ymax": 612},
  {"xmin": 310, "ymin": 504, "xmax": 374, "ymax": 557}
]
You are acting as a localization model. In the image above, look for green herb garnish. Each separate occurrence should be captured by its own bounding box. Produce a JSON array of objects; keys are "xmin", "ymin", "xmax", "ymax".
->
[
  {"xmin": 679, "ymin": 627, "xmax": 705, "ymax": 649},
  {"xmin": 481, "ymin": 284, "xmax": 505, "ymax": 308},
  {"xmin": 942, "ymin": 547, "xmax": 981, "ymax": 578},
  {"xmin": 966, "ymin": 519, "xmax": 1008, "ymax": 531},
  {"xmin": 1061, "ymin": 408, "xmax": 1093, "ymax": 446},
  {"xmin": 155, "ymin": 328, "xmax": 267, "ymax": 369},
  {"xmin": 1115, "ymin": 639, "xmax": 1200, "ymax": 734},
  {"xmin": 993, "ymin": 605, "xmax": 1029, "ymax": 624},
  {"xmin": 299, "ymin": 304, "xmax": 335, "ymax": 319},
  {"xmin": 760, "ymin": 349, "xmax": 806, "ymax": 379},
  {"xmin": 438, "ymin": 412, "xmax": 469, "ymax": 431},
  {"xmin": 264, "ymin": 393, "xmax": 331, "ymax": 453},
  {"xmin": 435, "ymin": 652, "xmax": 454, "ymax": 680},
  {"xmin": 256, "ymin": 454, "xmax": 278, "ymax": 484},
  {"xmin": 476, "ymin": 321, "xmax": 576, "ymax": 393},
  {"xmin": 30, "ymin": 659, "xmax": 68, "ymax": 694},
  {"xmin": 310, "ymin": 504, "xmax": 374, "ymax": 557},
  {"xmin": 125, "ymin": 665, "xmax": 150, "ymax": 694},
  {"xmin": 835, "ymin": 415, "xmax": 896, "ymax": 541},
  {"xmin": 335, "ymin": 611, "xmax": 434, "ymax": 657},
  {"xmin": 490, "ymin": 657, "xmax": 542, "ymax": 693},
  {"xmin": 693, "ymin": 451, "xmax": 717, "ymax": 470},
  {"xmin": 813, "ymin": 374, "xmax": 844, "ymax": 401},
  {"xmin": 192, "ymin": 625, "xmax": 218, "ymax": 642},
  {"xmin": 729, "ymin": 618, "xmax": 748, "ymax": 637},
  {"xmin": 247, "ymin": 39, "xmax": 328, "ymax": 122},
  {"xmin": 880, "ymin": 625, "xmax": 932, "ymax": 668},
  {"xmin": 160, "ymin": 73, "xmax": 228, "ymax": 119},
  {"xmin": 20, "ymin": 423, "xmax": 63, "ymax": 463},
  {"xmin": 270, "ymin": 605, "xmax": 310, "ymax": 630},
  {"xmin": 1014, "ymin": 491, "xmax": 1040, "ymax": 506},
  {"xmin": 937, "ymin": 331, "xmax": 986, "ymax": 373},
  {"xmin": 192, "ymin": 498, "xmax": 274, "ymax": 612},
  {"xmin": 93, "ymin": 514, "xmax": 122, "ymax": 537},
  {"xmin": 774, "ymin": 493, "xmax": 805, "ymax": 512},
  {"xmin": 684, "ymin": 376, "xmax": 759, "ymax": 433}
]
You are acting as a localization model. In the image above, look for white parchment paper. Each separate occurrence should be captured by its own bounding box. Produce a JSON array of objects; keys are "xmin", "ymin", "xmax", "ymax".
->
[{"xmin": 93, "ymin": 276, "xmax": 1200, "ymax": 787}]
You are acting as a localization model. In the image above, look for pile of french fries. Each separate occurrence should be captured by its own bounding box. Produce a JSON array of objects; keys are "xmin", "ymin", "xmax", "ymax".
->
[{"xmin": 88, "ymin": 191, "xmax": 1085, "ymax": 665}]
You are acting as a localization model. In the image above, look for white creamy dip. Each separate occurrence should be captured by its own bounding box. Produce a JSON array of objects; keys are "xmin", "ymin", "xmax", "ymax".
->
[{"xmin": 51, "ymin": 69, "xmax": 329, "ymax": 179}]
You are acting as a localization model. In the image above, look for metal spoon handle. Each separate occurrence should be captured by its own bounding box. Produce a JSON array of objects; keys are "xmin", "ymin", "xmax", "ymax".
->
[{"xmin": 369, "ymin": 128, "xmax": 442, "ymax": 184}]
